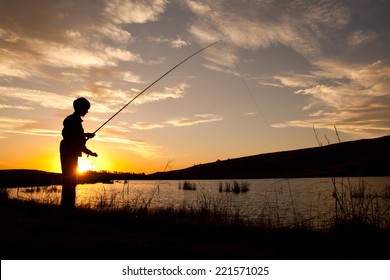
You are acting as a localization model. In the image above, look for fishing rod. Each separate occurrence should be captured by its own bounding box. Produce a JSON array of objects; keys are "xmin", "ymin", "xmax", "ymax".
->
[{"xmin": 92, "ymin": 39, "xmax": 223, "ymax": 135}]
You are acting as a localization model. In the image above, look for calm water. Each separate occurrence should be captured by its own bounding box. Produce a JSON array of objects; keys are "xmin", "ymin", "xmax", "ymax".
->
[{"xmin": 7, "ymin": 177, "xmax": 390, "ymax": 228}]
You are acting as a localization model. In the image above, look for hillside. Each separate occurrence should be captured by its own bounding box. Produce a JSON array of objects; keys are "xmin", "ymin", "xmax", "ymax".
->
[
  {"xmin": 0, "ymin": 169, "xmax": 144, "ymax": 188},
  {"xmin": 148, "ymin": 135, "xmax": 390, "ymax": 179}
]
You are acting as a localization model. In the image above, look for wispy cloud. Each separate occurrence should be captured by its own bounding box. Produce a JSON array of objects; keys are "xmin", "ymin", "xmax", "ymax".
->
[
  {"xmin": 0, "ymin": 117, "xmax": 37, "ymax": 129},
  {"xmin": 0, "ymin": 86, "xmax": 74, "ymax": 110},
  {"xmin": 147, "ymin": 36, "xmax": 191, "ymax": 49},
  {"xmin": 96, "ymin": 136, "xmax": 162, "ymax": 159},
  {"xmin": 347, "ymin": 30, "xmax": 378, "ymax": 48},
  {"xmin": 0, "ymin": 0, "xmax": 150, "ymax": 85},
  {"xmin": 131, "ymin": 122, "xmax": 164, "ymax": 130},
  {"xmin": 1, "ymin": 0, "xmax": 390, "ymax": 173},
  {"xmin": 171, "ymin": 37, "xmax": 190, "ymax": 49},
  {"xmin": 130, "ymin": 114, "xmax": 223, "ymax": 130},
  {"xmin": 105, "ymin": 0, "xmax": 167, "ymax": 24},
  {"xmin": 78, "ymin": 81, "xmax": 190, "ymax": 114},
  {"xmin": 133, "ymin": 82, "xmax": 190, "ymax": 104},
  {"xmin": 0, "ymin": 104, "xmax": 34, "ymax": 110},
  {"xmin": 165, "ymin": 114, "xmax": 223, "ymax": 127},
  {"xmin": 181, "ymin": 0, "xmax": 390, "ymax": 137},
  {"xmin": 271, "ymin": 59, "xmax": 390, "ymax": 136},
  {"xmin": 185, "ymin": 0, "xmax": 351, "ymax": 56},
  {"xmin": 8, "ymin": 129, "xmax": 61, "ymax": 137},
  {"xmin": 0, "ymin": 117, "xmax": 39, "ymax": 138}
]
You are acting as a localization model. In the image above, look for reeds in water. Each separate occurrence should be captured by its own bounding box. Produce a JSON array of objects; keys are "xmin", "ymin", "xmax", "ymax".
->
[
  {"xmin": 331, "ymin": 177, "xmax": 390, "ymax": 229},
  {"xmin": 179, "ymin": 181, "xmax": 197, "ymax": 191},
  {"xmin": 0, "ymin": 188, "xmax": 9, "ymax": 199},
  {"xmin": 218, "ymin": 180, "xmax": 250, "ymax": 194}
]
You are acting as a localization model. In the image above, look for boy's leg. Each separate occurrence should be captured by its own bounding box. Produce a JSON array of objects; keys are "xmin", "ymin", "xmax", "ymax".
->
[{"xmin": 60, "ymin": 155, "xmax": 78, "ymax": 212}]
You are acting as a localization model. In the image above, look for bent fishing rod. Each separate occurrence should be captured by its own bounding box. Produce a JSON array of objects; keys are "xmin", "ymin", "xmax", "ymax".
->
[{"xmin": 92, "ymin": 39, "xmax": 223, "ymax": 135}]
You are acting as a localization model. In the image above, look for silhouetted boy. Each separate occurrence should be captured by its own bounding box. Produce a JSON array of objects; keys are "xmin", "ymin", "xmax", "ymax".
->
[{"xmin": 60, "ymin": 97, "xmax": 98, "ymax": 212}]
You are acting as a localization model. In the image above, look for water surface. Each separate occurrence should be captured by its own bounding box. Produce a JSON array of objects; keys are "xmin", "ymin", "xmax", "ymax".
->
[{"xmin": 7, "ymin": 177, "xmax": 390, "ymax": 228}]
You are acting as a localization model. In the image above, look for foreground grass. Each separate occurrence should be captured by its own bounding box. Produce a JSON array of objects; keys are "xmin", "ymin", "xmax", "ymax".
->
[{"xmin": 1, "ymin": 197, "xmax": 389, "ymax": 260}]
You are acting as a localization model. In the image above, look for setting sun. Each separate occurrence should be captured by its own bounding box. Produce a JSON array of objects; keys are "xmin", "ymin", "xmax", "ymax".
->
[{"xmin": 77, "ymin": 157, "xmax": 94, "ymax": 173}]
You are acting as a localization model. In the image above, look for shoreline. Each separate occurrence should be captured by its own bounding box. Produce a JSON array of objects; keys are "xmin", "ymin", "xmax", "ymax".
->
[{"xmin": 1, "ymin": 198, "xmax": 389, "ymax": 260}]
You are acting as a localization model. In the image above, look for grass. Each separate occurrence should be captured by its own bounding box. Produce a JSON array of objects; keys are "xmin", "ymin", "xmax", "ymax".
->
[
  {"xmin": 4, "ymin": 178, "xmax": 390, "ymax": 231},
  {"xmin": 311, "ymin": 126, "xmax": 390, "ymax": 230},
  {"xmin": 1, "ymin": 190, "xmax": 389, "ymax": 260},
  {"xmin": 330, "ymin": 177, "xmax": 390, "ymax": 230},
  {"xmin": 1, "ymin": 174, "xmax": 390, "ymax": 260}
]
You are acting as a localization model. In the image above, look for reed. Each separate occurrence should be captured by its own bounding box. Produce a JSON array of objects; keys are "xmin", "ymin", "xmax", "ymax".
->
[
  {"xmin": 3, "ymin": 177, "xmax": 390, "ymax": 232},
  {"xmin": 218, "ymin": 180, "xmax": 250, "ymax": 194},
  {"xmin": 312, "ymin": 126, "xmax": 390, "ymax": 230},
  {"xmin": 0, "ymin": 188, "xmax": 8, "ymax": 199},
  {"xmin": 330, "ymin": 177, "xmax": 390, "ymax": 229},
  {"xmin": 179, "ymin": 180, "xmax": 197, "ymax": 190}
]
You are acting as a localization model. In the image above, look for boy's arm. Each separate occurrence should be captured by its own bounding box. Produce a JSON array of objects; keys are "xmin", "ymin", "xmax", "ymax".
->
[
  {"xmin": 82, "ymin": 133, "xmax": 97, "ymax": 156},
  {"xmin": 82, "ymin": 147, "xmax": 98, "ymax": 157}
]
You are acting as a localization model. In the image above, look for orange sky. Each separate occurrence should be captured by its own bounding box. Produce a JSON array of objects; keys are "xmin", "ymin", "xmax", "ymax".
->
[{"xmin": 1, "ymin": 1, "xmax": 390, "ymax": 174}]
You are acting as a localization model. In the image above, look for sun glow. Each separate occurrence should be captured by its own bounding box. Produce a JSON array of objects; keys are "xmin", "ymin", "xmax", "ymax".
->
[{"xmin": 77, "ymin": 157, "xmax": 93, "ymax": 173}]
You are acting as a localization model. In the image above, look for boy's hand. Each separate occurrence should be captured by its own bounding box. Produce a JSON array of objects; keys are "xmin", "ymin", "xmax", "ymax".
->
[
  {"xmin": 90, "ymin": 152, "xmax": 98, "ymax": 157},
  {"xmin": 85, "ymin": 133, "xmax": 95, "ymax": 139}
]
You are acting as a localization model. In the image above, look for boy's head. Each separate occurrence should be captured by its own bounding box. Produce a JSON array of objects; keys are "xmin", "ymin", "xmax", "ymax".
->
[{"xmin": 73, "ymin": 97, "xmax": 90, "ymax": 116}]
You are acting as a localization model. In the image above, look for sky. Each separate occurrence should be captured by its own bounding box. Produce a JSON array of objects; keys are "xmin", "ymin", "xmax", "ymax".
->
[{"xmin": 1, "ymin": 0, "xmax": 390, "ymax": 174}]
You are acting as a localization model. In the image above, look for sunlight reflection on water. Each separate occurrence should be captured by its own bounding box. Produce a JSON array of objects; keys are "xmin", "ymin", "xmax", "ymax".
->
[{"xmin": 7, "ymin": 177, "xmax": 390, "ymax": 228}]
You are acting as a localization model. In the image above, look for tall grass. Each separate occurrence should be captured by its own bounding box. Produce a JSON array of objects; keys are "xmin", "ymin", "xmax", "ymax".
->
[
  {"xmin": 331, "ymin": 177, "xmax": 390, "ymax": 229},
  {"xmin": 0, "ymin": 188, "xmax": 9, "ymax": 199},
  {"xmin": 313, "ymin": 125, "xmax": 390, "ymax": 230},
  {"xmin": 3, "ymin": 178, "xmax": 390, "ymax": 232}
]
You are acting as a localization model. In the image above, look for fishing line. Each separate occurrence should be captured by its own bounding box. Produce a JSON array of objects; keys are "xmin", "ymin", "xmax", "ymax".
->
[
  {"xmin": 222, "ymin": 43, "xmax": 295, "ymax": 189},
  {"xmin": 221, "ymin": 41, "xmax": 270, "ymax": 128},
  {"xmin": 221, "ymin": 40, "xmax": 285, "ymax": 155}
]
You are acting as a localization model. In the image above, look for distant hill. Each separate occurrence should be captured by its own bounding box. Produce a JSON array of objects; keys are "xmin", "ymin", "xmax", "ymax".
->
[
  {"xmin": 148, "ymin": 135, "xmax": 390, "ymax": 180},
  {"xmin": 0, "ymin": 169, "xmax": 62, "ymax": 187},
  {"xmin": 2, "ymin": 135, "xmax": 390, "ymax": 187},
  {"xmin": 0, "ymin": 169, "xmax": 145, "ymax": 188}
]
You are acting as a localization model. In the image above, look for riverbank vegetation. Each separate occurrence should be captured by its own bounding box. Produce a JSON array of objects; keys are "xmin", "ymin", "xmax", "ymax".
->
[{"xmin": 1, "ymin": 177, "xmax": 389, "ymax": 260}]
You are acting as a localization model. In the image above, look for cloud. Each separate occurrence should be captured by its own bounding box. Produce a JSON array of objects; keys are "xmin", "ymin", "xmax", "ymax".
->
[
  {"xmin": 9, "ymin": 129, "xmax": 61, "ymax": 137},
  {"xmin": 0, "ymin": 117, "xmax": 44, "ymax": 138},
  {"xmin": 0, "ymin": 117, "xmax": 37, "ymax": 130},
  {"xmin": 0, "ymin": 48, "xmax": 38, "ymax": 79},
  {"xmin": 201, "ymin": 44, "xmax": 240, "ymax": 75},
  {"xmin": 79, "ymin": 81, "xmax": 190, "ymax": 116},
  {"xmin": 166, "ymin": 114, "xmax": 223, "ymax": 127},
  {"xmin": 94, "ymin": 124, "xmax": 132, "ymax": 137},
  {"xmin": 131, "ymin": 122, "xmax": 164, "ymax": 130},
  {"xmin": 120, "ymin": 140, "xmax": 161, "ymax": 159},
  {"xmin": 0, "ymin": 84, "xmax": 116, "ymax": 118},
  {"xmin": 105, "ymin": 0, "xmax": 167, "ymax": 24},
  {"xmin": 133, "ymin": 82, "xmax": 190, "ymax": 104},
  {"xmin": 347, "ymin": 30, "xmax": 378, "ymax": 48},
  {"xmin": 0, "ymin": 104, "xmax": 34, "ymax": 110},
  {"xmin": 171, "ymin": 37, "xmax": 190, "ymax": 49},
  {"xmin": 121, "ymin": 71, "xmax": 146, "ymax": 84},
  {"xmin": 0, "ymin": 0, "xmax": 146, "ymax": 84},
  {"xmin": 0, "ymin": 86, "xmax": 74, "ymax": 110},
  {"xmin": 2, "ymin": 0, "xmax": 390, "ymax": 144},
  {"xmin": 271, "ymin": 59, "xmax": 390, "ymax": 136},
  {"xmin": 130, "ymin": 114, "xmax": 223, "ymax": 130},
  {"xmin": 96, "ymin": 136, "xmax": 162, "ymax": 159},
  {"xmin": 92, "ymin": 23, "xmax": 133, "ymax": 44},
  {"xmin": 185, "ymin": 0, "xmax": 352, "ymax": 57},
  {"xmin": 147, "ymin": 36, "xmax": 190, "ymax": 49}
]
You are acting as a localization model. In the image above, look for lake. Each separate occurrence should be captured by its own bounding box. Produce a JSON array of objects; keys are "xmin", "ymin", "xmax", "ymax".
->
[{"xmin": 6, "ymin": 177, "xmax": 390, "ymax": 229}]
